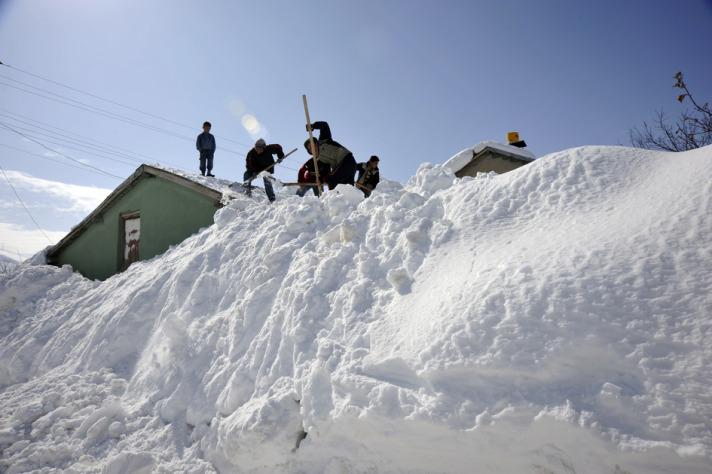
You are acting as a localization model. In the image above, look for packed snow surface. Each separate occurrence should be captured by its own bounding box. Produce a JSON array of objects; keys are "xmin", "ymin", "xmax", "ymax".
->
[{"xmin": 1, "ymin": 145, "xmax": 712, "ymax": 473}]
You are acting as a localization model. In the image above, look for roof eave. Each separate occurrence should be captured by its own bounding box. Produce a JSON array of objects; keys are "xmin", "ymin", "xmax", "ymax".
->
[
  {"xmin": 47, "ymin": 165, "xmax": 223, "ymax": 259},
  {"xmin": 476, "ymin": 146, "xmax": 535, "ymax": 163}
]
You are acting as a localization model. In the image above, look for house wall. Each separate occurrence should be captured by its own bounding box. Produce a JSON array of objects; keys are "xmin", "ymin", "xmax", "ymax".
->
[
  {"xmin": 455, "ymin": 150, "xmax": 529, "ymax": 177},
  {"xmin": 52, "ymin": 176, "xmax": 218, "ymax": 280}
]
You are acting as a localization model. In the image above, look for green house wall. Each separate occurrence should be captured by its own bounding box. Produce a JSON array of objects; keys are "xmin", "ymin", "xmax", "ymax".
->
[{"xmin": 52, "ymin": 175, "xmax": 219, "ymax": 281}]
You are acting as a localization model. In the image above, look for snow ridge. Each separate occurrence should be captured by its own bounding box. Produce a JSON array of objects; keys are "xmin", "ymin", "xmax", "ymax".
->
[{"xmin": 1, "ymin": 145, "xmax": 712, "ymax": 473}]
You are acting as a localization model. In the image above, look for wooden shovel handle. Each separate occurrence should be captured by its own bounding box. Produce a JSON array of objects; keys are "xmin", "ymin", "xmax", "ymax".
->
[{"xmin": 302, "ymin": 95, "xmax": 322, "ymax": 196}]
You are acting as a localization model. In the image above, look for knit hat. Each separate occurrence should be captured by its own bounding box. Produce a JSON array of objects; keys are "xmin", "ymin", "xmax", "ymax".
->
[{"xmin": 255, "ymin": 138, "xmax": 266, "ymax": 148}]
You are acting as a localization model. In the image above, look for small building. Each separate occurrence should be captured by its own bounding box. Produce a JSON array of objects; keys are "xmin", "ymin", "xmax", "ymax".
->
[
  {"xmin": 46, "ymin": 164, "xmax": 226, "ymax": 281},
  {"xmin": 443, "ymin": 140, "xmax": 536, "ymax": 177}
]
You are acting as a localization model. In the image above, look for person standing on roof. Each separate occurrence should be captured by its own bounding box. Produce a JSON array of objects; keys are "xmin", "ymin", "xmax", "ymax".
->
[
  {"xmin": 196, "ymin": 121, "xmax": 216, "ymax": 177},
  {"xmin": 356, "ymin": 155, "xmax": 380, "ymax": 197},
  {"xmin": 304, "ymin": 121, "xmax": 357, "ymax": 190},
  {"xmin": 245, "ymin": 138, "xmax": 284, "ymax": 202}
]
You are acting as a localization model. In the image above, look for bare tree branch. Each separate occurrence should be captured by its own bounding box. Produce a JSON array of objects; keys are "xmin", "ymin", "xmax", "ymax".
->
[{"xmin": 631, "ymin": 72, "xmax": 712, "ymax": 151}]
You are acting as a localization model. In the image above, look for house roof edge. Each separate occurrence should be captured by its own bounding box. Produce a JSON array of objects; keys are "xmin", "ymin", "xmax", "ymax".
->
[{"xmin": 46, "ymin": 165, "xmax": 223, "ymax": 259}]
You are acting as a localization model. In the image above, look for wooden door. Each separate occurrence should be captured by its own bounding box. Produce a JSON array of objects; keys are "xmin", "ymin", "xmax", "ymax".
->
[{"xmin": 122, "ymin": 213, "xmax": 140, "ymax": 270}]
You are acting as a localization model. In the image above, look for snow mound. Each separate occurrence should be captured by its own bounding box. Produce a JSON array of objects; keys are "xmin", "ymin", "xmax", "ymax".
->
[{"xmin": 1, "ymin": 145, "xmax": 712, "ymax": 473}]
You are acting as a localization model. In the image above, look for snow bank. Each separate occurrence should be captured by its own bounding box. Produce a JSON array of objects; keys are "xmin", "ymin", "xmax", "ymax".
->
[{"xmin": 1, "ymin": 145, "xmax": 712, "ymax": 473}]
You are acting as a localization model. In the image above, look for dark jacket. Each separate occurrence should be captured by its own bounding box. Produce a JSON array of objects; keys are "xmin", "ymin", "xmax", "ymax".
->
[
  {"xmin": 246, "ymin": 144, "xmax": 284, "ymax": 174},
  {"xmin": 356, "ymin": 162, "xmax": 380, "ymax": 189},
  {"xmin": 304, "ymin": 121, "xmax": 333, "ymax": 153},
  {"xmin": 196, "ymin": 132, "xmax": 216, "ymax": 155},
  {"xmin": 312, "ymin": 121, "xmax": 333, "ymax": 141},
  {"xmin": 306, "ymin": 121, "xmax": 353, "ymax": 170},
  {"xmin": 298, "ymin": 158, "xmax": 330, "ymax": 183},
  {"xmin": 309, "ymin": 121, "xmax": 348, "ymax": 149}
]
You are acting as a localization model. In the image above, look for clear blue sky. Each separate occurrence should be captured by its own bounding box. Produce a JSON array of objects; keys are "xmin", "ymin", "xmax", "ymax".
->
[{"xmin": 1, "ymin": 0, "xmax": 711, "ymax": 259}]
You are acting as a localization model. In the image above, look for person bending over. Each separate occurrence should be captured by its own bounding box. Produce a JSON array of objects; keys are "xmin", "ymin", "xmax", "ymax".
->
[
  {"xmin": 304, "ymin": 121, "xmax": 357, "ymax": 190},
  {"xmin": 245, "ymin": 138, "xmax": 284, "ymax": 202}
]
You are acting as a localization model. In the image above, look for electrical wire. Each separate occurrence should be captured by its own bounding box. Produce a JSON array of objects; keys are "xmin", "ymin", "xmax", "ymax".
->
[
  {"xmin": 0, "ymin": 122, "xmax": 137, "ymax": 171},
  {"xmin": 0, "ymin": 142, "xmax": 120, "ymax": 177},
  {"xmin": 0, "ymin": 77, "xmax": 248, "ymax": 157},
  {"xmin": 1, "ymin": 117, "xmax": 241, "ymax": 175},
  {"xmin": 0, "ymin": 108, "xmax": 171, "ymax": 165},
  {"xmin": 4, "ymin": 124, "xmax": 142, "ymax": 166},
  {"xmin": 1, "ymin": 120, "xmax": 182, "ymax": 170},
  {"xmin": 0, "ymin": 64, "xmax": 310, "ymax": 177},
  {"xmin": 0, "ymin": 121, "xmax": 124, "ymax": 179},
  {"xmin": 0, "ymin": 111, "xmax": 301, "ymax": 178},
  {"xmin": 0, "ymin": 78, "xmax": 227, "ymax": 148},
  {"xmin": 0, "ymin": 63, "xmax": 253, "ymax": 147},
  {"xmin": 0, "ymin": 62, "xmax": 303, "ymax": 178},
  {"xmin": 0, "ymin": 161, "xmax": 53, "ymax": 245},
  {"xmin": 1, "ymin": 112, "xmax": 300, "ymax": 176},
  {"xmin": 277, "ymin": 163, "xmax": 300, "ymax": 172}
]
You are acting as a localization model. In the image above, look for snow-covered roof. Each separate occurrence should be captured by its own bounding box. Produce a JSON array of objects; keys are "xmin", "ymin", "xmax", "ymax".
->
[
  {"xmin": 148, "ymin": 164, "xmax": 241, "ymax": 199},
  {"xmin": 443, "ymin": 140, "xmax": 536, "ymax": 174},
  {"xmin": 47, "ymin": 164, "xmax": 231, "ymax": 258}
]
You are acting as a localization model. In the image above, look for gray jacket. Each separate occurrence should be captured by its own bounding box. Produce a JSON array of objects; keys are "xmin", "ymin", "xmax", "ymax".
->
[{"xmin": 196, "ymin": 132, "xmax": 216, "ymax": 154}]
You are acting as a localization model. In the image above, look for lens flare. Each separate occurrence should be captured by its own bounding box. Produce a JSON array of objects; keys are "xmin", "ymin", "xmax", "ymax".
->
[{"xmin": 241, "ymin": 114, "xmax": 264, "ymax": 138}]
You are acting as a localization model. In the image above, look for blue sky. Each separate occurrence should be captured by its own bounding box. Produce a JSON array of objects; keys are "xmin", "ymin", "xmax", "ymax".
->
[{"xmin": 1, "ymin": 0, "xmax": 711, "ymax": 259}]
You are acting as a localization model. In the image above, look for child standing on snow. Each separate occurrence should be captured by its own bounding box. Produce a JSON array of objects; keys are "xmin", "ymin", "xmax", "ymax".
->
[{"xmin": 196, "ymin": 121, "xmax": 216, "ymax": 177}]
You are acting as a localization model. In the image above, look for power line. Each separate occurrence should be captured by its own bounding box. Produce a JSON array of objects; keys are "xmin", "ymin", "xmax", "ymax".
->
[
  {"xmin": 0, "ymin": 64, "xmax": 305, "ymax": 176},
  {"xmin": 0, "ymin": 121, "xmax": 124, "ymax": 179},
  {"xmin": 0, "ymin": 109, "xmax": 301, "ymax": 175},
  {"xmin": 0, "ymin": 161, "xmax": 53, "ymax": 245},
  {"xmin": 0, "ymin": 142, "xmax": 119, "ymax": 176},
  {"xmin": 0, "ymin": 78, "xmax": 227, "ymax": 148},
  {"xmin": 1, "ymin": 122, "xmax": 190, "ymax": 171},
  {"xmin": 0, "ymin": 63, "xmax": 301, "ymax": 178},
  {"xmin": 3, "ymin": 124, "xmax": 142, "ymax": 167},
  {"xmin": 0, "ymin": 108, "xmax": 171, "ymax": 165},
  {"xmin": 0, "ymin": 62, "xmax": 253, "ymax": 147},
  {"xmin": 276, "ymin": 163, "xmax": 300, "ymax": 173},
  {"xmin": 0, "ymin": 119, "xmax": 182, "ymax": 170},
  {"xmin": 0, "ymin": 77, "xmax": 248, "ymax": 157},
  {"xmin": 0, "ymin": 109, "xmax": 189, "ymax": 172}
]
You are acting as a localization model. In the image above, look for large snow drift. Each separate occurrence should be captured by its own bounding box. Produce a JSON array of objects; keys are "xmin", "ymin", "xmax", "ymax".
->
[{"xmin": 1, "ymin": 145, "xmax": 711, "ymax": 473}]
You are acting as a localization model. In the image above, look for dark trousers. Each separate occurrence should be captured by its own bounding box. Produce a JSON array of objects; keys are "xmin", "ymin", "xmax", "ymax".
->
[
  {"xmin": 326, "ymin": 155, "xmax": 357, "ymax": 190},
  {"xmin": 359, "ymin": 186, "xmax": 373, "ymax": 198},
  {"xmin": 244, "ymin": 170, "xmax": 275, "ymax": 202},
  {"xmin": 199, "ymin": 151, "xmax": 214, "ymax": 175},
  {"xmin": 296, "ymin": 185, "xmax": 319, "ymax": 197}
]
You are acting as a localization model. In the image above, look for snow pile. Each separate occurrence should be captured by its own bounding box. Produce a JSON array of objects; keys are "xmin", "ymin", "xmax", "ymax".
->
[
  {"xmin": 1, "ymin": 145, "xmax": 712, "ymax": 473},
  {"xmin": 148, "ymin": 164, "xmax": 248, "ymax": 202},
  {"xmin": 443, "ymin": 140, "xmax": 536, "ymax": 174}
]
